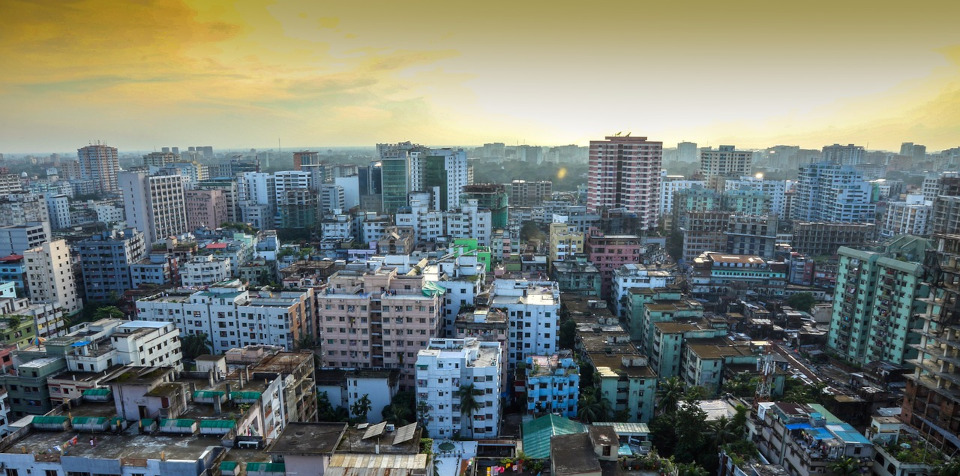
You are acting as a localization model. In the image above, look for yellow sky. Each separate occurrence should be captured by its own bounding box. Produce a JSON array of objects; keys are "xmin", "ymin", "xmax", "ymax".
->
[{"xmin": 1, "ymin": 0, "xmax": 959, "ymax": 153}]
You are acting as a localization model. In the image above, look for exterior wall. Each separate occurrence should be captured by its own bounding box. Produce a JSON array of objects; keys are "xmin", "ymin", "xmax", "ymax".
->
[
  {"xmin": 23, "ymin": 239, "xmax": 81, "ymax": 314},
  {"xmin": 523, "ymin": 355, "xmax": 579, "ymax": 418},
  {"xmin": 181, "ymin": 255, "xmax": 231, "ymax": 287},
  {"xmin": 587, "ymin": 136, "xmax": 662, "ymax": 230},
  {"xmin": 77, "ymin": 228, "xmax": 147, "ymax": 302},
  {"xmin": 491, "ymin": 279, "xmax": 560, "ymax": 371},
  {"xmin": 184, "ymin": 189, "xmax": 228, "ymax": 230},
  {"xmin": 78, "ymin": 144, "xmax": 121, "ymax": 193}
]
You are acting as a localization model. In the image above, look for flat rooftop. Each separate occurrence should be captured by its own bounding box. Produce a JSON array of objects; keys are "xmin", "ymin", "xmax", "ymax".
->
[
  {"xmin": 268, "ymin": 422, "xmax": 346, "ymax": 455},
  {"xmin": 3, "ymin": 425, "xmax": 218, "ymax": 461}
]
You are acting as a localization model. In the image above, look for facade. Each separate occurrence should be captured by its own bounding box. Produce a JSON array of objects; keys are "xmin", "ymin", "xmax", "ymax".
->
[
  {"xmin": 791, "ymin": 162, "xmax": 876, "ymax": 223},
  {"xmin": 462, "ymin": 183, "xmax": 508, "ymax": 229},
  {"xmin": 690, "ymin": 252, "xmax": 787, "ymax": 299},
  {"xmin": 611, "ymin": 264, "xmax": 678, "ymax": 318},
  {"xmin": 490, "ymin": 279, "xmax": 560, "ymax": 371},
  {"xmin": 827, "ymin": 237, "xmax": 932, "ymax": 366},
  {"xmin": 422, "ymin": 148, "xmax": 471, "ymax": 211},
  {"xmin": 77, "ymin": 228, "xmax": 147, "ymax": 302},
  {"xmin": 510, "ymin": 180, "xmax": 552, "ymax": 207},
  {"xmin": 134, "ymin": 280, "xmax": 315, "ymax": 353},
  {"xmin": 181, "ymin": 255, "xmax": 232, "ymax": 287},
  {"xmin": 679, "ymin": 211, "xmax": 732, "ymax": 264},
  {"xmin": 23, "ymin": 239, "xmax": 81, "ymax": 314},
  {"xmin": 46, "ymin": 193, "xmax": 71, "ymax": 230},
  {"xmin": 724, "ymin": 176, "xmax": 788, "ymax": 218},
  {"xmin": 551, "ymin": 259, "xmax": 602, "ymax": 296},
  {"xmin": 415, "ymin": 337, "xmax": 502, "ymax": 439},
  {"xmin": 700, "ymin": 145, "xmax": 752, "ymax": 190},
  {"xmin": 791, "ymin": 222, "xmax": 876, "ymax": 258},
  {"xmin": 184, "ymin": 188, "xmax": 228, "ymax": 230},
  {"xmin": 881, "ymin": 195, "xmax": 932, "ymax": 238},
  {"xmin": 548, "ymin": 222, "xmax": 585, "ymax": 266},
  {"xmin": 725, "ymin": 214, "xmax": 778, "ymax": 258},
  {"xmin": 900, "ymin": 233, "xmax": 960, "ymax": 453},
  {"xmin": 0, "ymin": 224, "xmax": 48, "ymax": 257},
  {"xmin": 650, "ymin": 322, "xmax": 726, "ymax": 380},
  {"xmin": 293, "ymin": 150, "xmax": 321, "ymax": 170},
  {"xmin": 585, "ymin": 231, "xmax": 643, "ymax": 296},
  {"xmin": 659, "ymin": 174, "xmax": 704, "ymax": 218},
  {"xmin": 77, "ymin": 144, "xmax": 121, "ymax": 193},
  {"xmin": 521, "ymin": 354, "xmax": 579, "ymax": 418},
  {"xmin": 931, "ymin": 175, "xmax": 960, "ymax": 236},
  {"xmin": 586, "ymin": 135, "xmax": 662, "ymax": 230},
  {"xmin": 682, "ymin": 340, "xmax": 757, "ymax": 392},
  {"xmin": 316, "ymin": 268, "xmax": 442, "ymax": 389},
  {"xmin": 119, "ymin": 171, "xmax": 189, "ymax": 244}
]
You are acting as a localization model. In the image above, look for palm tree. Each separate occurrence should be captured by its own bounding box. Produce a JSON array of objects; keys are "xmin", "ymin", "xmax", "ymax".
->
[
  {"xmin": 181, "ymin": 332, "xmax": 213, "ymax": 360},
  {"xmin": 457, "ymin": 384, "xmax": 480, "ymax": 438},
  {"xmin": 351, "ymin": 394, "xmax": 372, "ymax": 422},
  {"xmin": 828, "ymin": 457, "xmax": 860, "ymax": 476},
  {"xmin": 935, "ymin": 459, "xmax": 960, "ymax": 476},
  {"xmin": 577, "ymin": 392, "xmax": 601, "ymax": 423},
  {"xmin": 382, "ymin": 403, "xmax": 413, "ymax": 425},
  {"xmin": 709, "ymin": 416, "xmax": 736, "ymax": 447},
  {"xmin": 656, "ymin": 377, "xmax": 685, "ymax": 415}
]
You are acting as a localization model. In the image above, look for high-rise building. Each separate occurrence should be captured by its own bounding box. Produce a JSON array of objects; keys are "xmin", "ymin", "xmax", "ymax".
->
[
  {"xmin": 415, "ymin": 338, "xmax": 502, "ymax": 439},
  {"xmin": 142, "ymin": 151, "xmax": 178, "ymax": 168},
  {"xmin": 900, "ymin": 142, "xmax": 927, "ymax": 160},
  {"xmin": 791, "ymin": 162, "xmax": 875, "ymax": 223},
  {"xmin": 184, "ymin": 189, "xmax": 228, "ymax": 230},
  {"xmin": 293, "ymin": 150, "xmax": 320, "ymax": 171},
  {"xmin": 489, "ymin": 279, "xmax": 560, "ymax": 372},
  {"xmin": 791, "ymin": 222, "xmax": 876, "ymax": 258},
  {"xmin": 659, "ymin": 173, "xmax": 704, "ymax": 219},
  {"xmin": 932, "ymin": 174, "xmax": 960, "ymax": 236},
  {"xmin": 420, "ymin": 148, "xmax": 470, "ymax": 211},
  {"xmin": 77, "ymin": 144, "xmax": 121, "ymax": 193},
  {"xmin": 827, "ymin": 236, "xmax": 933, "ymax": 367},
  {"xmin": 677, "ymin": 141, "xmax": 698, "ymax": 163},
  {"xmin": 723, "ymin": 176, "xmax": 788, "ymax": 218},
  {"xmin": 822, "ymin": 144, "xmax": 864, "ymax": 166},
  {"xmin": 586, "ymin": 135, "xmax": 662, "ymax": 230},
  {"xmin": 378, "ymin": 142, "xmax": 428, "ymax": 214},
  {"xmin": 23, "ymin": 239, "xmax": 81, "ymax": 314},
  {"xmin": 880, "ymin": 195, "xmax": 932, "ymax": 238},
  {"xmin": 699, "ymin": 145, "xmax": 752, "ymax": 190},
  {"xmin": 77, "ymin": 228, "xmax": 147, "ymax": 302},
  {"xmin": 509, "ymin": 180, "xmax": 552, "ymax": 207},
  {"xmin": 196, "ymin": 178, "xmax": 240, "ymax": 223},
  {"xmin": 901, "ymin": 233, "xmax": 960, "ymax": 453},
  {"xmin": 119, "ymin": 171, "xmax": 189, "ymax": 244},
  {"xmin": 45, "ymin": 194, "xmax": 71, "ymax": 230}
]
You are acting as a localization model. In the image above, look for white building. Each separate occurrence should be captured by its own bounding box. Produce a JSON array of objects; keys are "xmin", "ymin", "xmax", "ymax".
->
[
  {"xmin": 415, "ymin": 338, "xmax": 502, "ymax": 439},
  {"xmin": 45, "ymin": 194, "xmax": 71, "ymax": 230},
  {"xmin": 659, "ymin": 173, "xmax": 705, "ymax": 217},
  {"xmin": 423, "ymin": 252, "xmax": 487, "ymax": 335},
  {"xmin": 490, "ymin": 279, "xmax": 560, "ymax": 371},
  {"xmin": 320, "ymin": 183, "xmax": 345, "ymax": 214},
  {"xmin": 119, "ymin": 171, "xmax": 189, "ymax": 244},
  {"xmin": 0, "ymin": 224, "xmax": 48, "ymax": 256},
  {"xmin": 321, "ymin": 214, "xmax": 355, "ymax": 240},
  {"xmin": 92, "ymin": 201, "xmax": 125, "ymax": 225},
  {"xmin": 23, "ymin": 239, "xmax": 81, "ymax": 314},
  {"xmin": 447, "ymin": 199, "xmax": 492, "ymax": 246},
  {"xmin": 335, "ymin": 175, "xmax": 361, "ymax": 209},
  {"xmin": 134, "ymin": 280, "xmax": 314, "ymax": 353},
  {"xmin": 396, "ymin": 192, "xmax": 444, "ymax": 242},
  {"xmin": 181, "ymin": 254, "xmax": 232, "ymax": 288},
  {"xmin": 881, "ymin": 195, "xmax": 932, "ymax": 238},
  {"xmin": 427, "ymin": 148, "xmax": 471, "ymax": 211},
  {"xmin": 63, "ymin": 319, "xmax": 183, "ymax": 374},
  {"xmin": 612, "ymin": 264, "xmax": 678, "ymax": 318}
]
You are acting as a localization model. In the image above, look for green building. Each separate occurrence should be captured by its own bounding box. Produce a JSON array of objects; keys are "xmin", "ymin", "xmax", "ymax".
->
[
  {"xmin": 551, "ymin": 259, "xmax": 601, "ymax": 296},
  {"xmin": 621, "ymin": 286, "xmax": 704, "ymax": 356},
  {"xmin": 0, "ymin": 354, "xmax": 67, "ymax": 418},
  {"xmin": 650, "ymin": 321, "xmax": 726, "ymax": 379},
  {"xmin": 452, "ymin": 238, "xmax": 492, "ymax": 272},
  {"xmin": 0, "ymin": 315, "xmax": 36, "ymax": 348},
  {"xmin": 827, "ymin": 236, "xmax": 933, "ymax": 366},
  {"xmin": 380, "ymin": 156, "xmax": 410, "ymax": 214},
  {"xmin": 722, "ymin": 189, "xmax": 769, "ymax": 215}
]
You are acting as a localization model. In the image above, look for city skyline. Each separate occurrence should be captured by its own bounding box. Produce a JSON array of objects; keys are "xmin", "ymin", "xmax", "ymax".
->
[{"xmin": 2, "ymin": 1, "xmax": 960, "ymax": 153}]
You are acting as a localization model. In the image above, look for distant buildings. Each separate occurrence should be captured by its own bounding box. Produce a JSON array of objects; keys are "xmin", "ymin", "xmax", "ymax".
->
[
  {"xmin": 791, "ymin": 162, "xmax": 875, "ymax": 223},
  {"xmin": 791, "ymin": 222, "xmax": 876, "ymax": 258},
  {"xmin": 510, "ymin": 180, "xmax": 552, "ymax": 207},
  {"xmin": 587, "ymin": 135, "xmax": 662, "ymax": 230},
  {"xmin": 700, "ymin": 145, "xmax": 752, "ymax": 190},
  {"xmin": 184, "ymin": 189, "xmax": 228, "ymax": 230},
  {"xmin": 119, "ymin": 171, "xmax": 189, "ymax": 244},
  {"xmin": 822, "ymin": 143, "xmax": 864, "ymax": 166}
]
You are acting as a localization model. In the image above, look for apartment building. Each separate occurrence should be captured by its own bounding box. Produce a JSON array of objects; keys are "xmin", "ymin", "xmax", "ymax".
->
[
  {"xmin": 184, "ymin": 188, "xmax": 228, "ymax": 230},
  {"xmin": 880, "ymin": 195, "xmax": 931, "ymax": 238},
  {"xmin": 316, "ymin": 267, "xmax": 442, "ymax": 389},
  {"xmin": 76, "ymin": 228, "xmax": 147, "ymax": 302},
  {"xmin": 587, "ymin": 135, "xmax": 662, "ymax": 230},
  {"xmin": 135, "ymin": 280, "xmax": 315, "ymax": 354},
  {"xmin": 181, "ymin": 254, "xmax": 232, "ymax": 287},
  {"xmin": 23, "ymin": 239, "xmax": 81, "ymax": 314},
  {"xmin": 119, "ymin": 171, "xmax": 189, "ymax": 244},
  {"xmin": 510, "ymin": 180, "xmax": 552, "ymax": 207},
  {"xmin": 585, "ymin": 231, "xmax": 643, "ymax": 296},
  {"xmin": 791, "ymin": 222, "xmax": 876, "ymax": 258},
  {"xmin": 690, "ymin": 252, "xmax": 787, "ymax": 300},
  {"xmin": 489, "ymin": 279, "xmax": 560, "ymax": 371},
  {"xmin": 415, "ymin": 337, "xmax": 502, "ymax": 439},
  {"xmin": 700, "ymin": 145, "xmax": 753, "ymax": 190},
  {"xmin": 520, "ymin": 353, "xmax": 579, "ymax": 418}
]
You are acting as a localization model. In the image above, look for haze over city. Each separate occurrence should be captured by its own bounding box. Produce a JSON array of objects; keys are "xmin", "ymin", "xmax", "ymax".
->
[{"xmin": 3, "ymin": 0, "xmax": 960, "ymax": 152}]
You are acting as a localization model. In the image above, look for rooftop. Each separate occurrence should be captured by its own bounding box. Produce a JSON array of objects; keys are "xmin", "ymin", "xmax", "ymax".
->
[
  {"xmin": 2, "ymin": 425, "xmax": 217, "ymax": 461},
  {"xmin": 551, "ymin": 433, "xmax": 600, "ymax": 475},
  {"xmin": 268, "ymin": 422, "xmax": 346, "ymax": 455}
]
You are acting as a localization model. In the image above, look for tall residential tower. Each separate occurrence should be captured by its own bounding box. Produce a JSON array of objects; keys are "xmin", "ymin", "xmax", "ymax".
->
[{"xmin": 586, "ymin": 135, "xmax": 662, "ymax": 231}]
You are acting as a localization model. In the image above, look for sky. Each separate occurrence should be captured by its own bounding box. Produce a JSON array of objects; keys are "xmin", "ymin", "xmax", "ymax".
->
[{"xmin": 2, "ymin": 0, "xmax": 960, "ymax": 154}]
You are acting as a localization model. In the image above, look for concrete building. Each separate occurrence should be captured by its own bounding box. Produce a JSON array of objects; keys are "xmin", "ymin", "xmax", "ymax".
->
[
  {"xmin": 679, "ymin": 210, "xmax": 732, "ymax": 264},
  {"xmin": 881, "ymin": 195, "xmax": 932, "ymax": 238},
  {"xmin": 700, "ymin": 145, "xmax": 752, "ymax": 190},
  {"xmin": 422, "ymin": 148, "xmax": 471, "ymax": 211},
  {"xmin": 725, "ymin": 214, "xmax": 779, "ymax": 258},
  {"xmin": 587, "ymin": 135, "xmax": 662, "ymax": 230},
  {"xmin": 690, "ymin": 252, "xmax": 787, "ymax": 300},
  {"xmin": 0, "ymin": 193, "xmax": 52, "ymax": 239},
  {"xmin": 791, "ymin": 162, "xmax": 875, "ymax": 223},
  {"xmin": 521, "ymin": 353, "xmax": 579, "ymax": 418},
  {"xmin": 77, "ymin": 228, "xmax": 147, "ymax": 302},
  {"xmin": 659, "ymin": 174, "xmax": 704, "ymax": 219},
  {"xmin": 791, "ymin": 222, "xmax": 876, "ymax": 258},
  {"xmin": 23, "ymin": 239, "xmax": 81, "ymax": 314},
  {"xmin": 682, "ymin": 339, "xmax": 757, "ymax": 392},
  {"xmin": 316, "ymin": 267, "xmax": 442, "ymax": 389},
  {"xmin": 548, "ymin": 222, "xmax": 585, "ymax": 267},
  {"xmin": 490, "ymin": 279, "xmax": 560, "ymax": 371},
  {"xmin": 585, "ymin": 231, "xmax": 643, "ymax": 296},
  {"xmin": 0, "ymin": 224, "xmax": 48, "ymax": 256},
  {"xmin": 724, "ymin": 176, "xmax": 788, "ymax": 218},
  {"xmin": 77, "ymin": 143, "xmax": 121, "ymax": 193},
  {"xmin": 901, "ymin": 233, "xmax": 960, "ymax": 453},
  {"xmin": 750, "ymin": 402, "xmax": 874, "ymax": 476},
  {"xmin": 415, "ymin": 337, "xmax": 502, "ymax": 439},
  {"xmin": 611, "ymin": 264, "xmax": 678, "ymax": 318},
  {"xmin": 119, "ymin": 171, "xmax": 189, "ymax": 244},
  {"xmin": 45, "ymin": 193, "xmax": 71, "ymax": 230},
  {"xmin": 551, "ymin": 259, "xmax": 602, "ymax": 296},
  {"xmin": 822, "ymin": 143, "xmax": 864, "ymax": 166},
  {"xmin": 293, "ymin": 150, "xmax": 321, "ymax": 170},
  {"xmin": 650, "ymin": 321, "xmax": 726, "ymax": 380},
  {"xmin": 827, "ymin": 236, "xmax": 932, "ymax": 367},
  {"xmin": 510, "ymin": 180, "xmax": 552, "ymax": 207},
  {"xmin": 181, "ymin": 255, "xmax": 232, "ymax": 287},
  {"xmin": 135, "ymin": 280, "xmax": 315, "ymax": 354},
  {"xmin": 184, "ymin": 188, "xmax": 228, "ymax": 230},
  {"xmin": 462, "ymin": 183, "xmax": 508, "ymax": 229},
  {"xmin": 931, "ymin": 174, "xmax": 960, "ymax": 236},
  {"xmin": 316, "ymin": 368, "xmax": 398, "ymax": 423}
]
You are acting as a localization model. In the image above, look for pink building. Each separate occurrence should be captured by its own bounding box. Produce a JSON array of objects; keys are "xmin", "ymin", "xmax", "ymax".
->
[
  {"xmin": 317, "ymin": 267, "xmax": 442, "ymax": 389},
  {"xmin": 586, "ymin": 135, "xmax": 662, "ymax": 231},
  {"xmin": 586, "ymin": 229, "xmax": 643, "ymax": 296},
  {"xmin": 184, "ymin": 189, "xmax": 228, "ymax": 230}
]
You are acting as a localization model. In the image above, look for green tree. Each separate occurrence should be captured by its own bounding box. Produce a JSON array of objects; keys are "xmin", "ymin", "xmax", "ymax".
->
[
  {"xmin": 676, "ymin": 462, "xmax": 709, "ymax": 476},
  {"xmin": 382, "ymin": 403, "xmax": 413, "ymax": 425},
  {"xmin": 295, "ymin": 333, "xmax": 317, "ymax": 351},
  {"xmin": 93, "ymin": 306, "xmax": 125, "ymax": 321},
  {"xmin": 577, "ymin": 388, "xmax": 611, "ymax": 423},
  {"xmin": 351, "ymin": 394, "xmax": 373, "ymax": 421},
  {"xmin": 181, "ymin": 332, "xmax": 213, "ymax": 361},
  {"xmin": 559, "ymin": 319, "xmax": 577, "ymax": 350},
  {"xmin": 936, "ymin": 459, "xmax": 960, "ymax": 476},
  {"xmin": 786, "ymin": 292, "xmax": 816, "ymax": 313},
  {"xmin": 457, "ymin": 384, "xmax": 480, "ymax": 438},
  {"xmin": 318, "ymin": 392, "xmax": 350, "ymax": 422},
  {"xmin": 656, "ymin": 377, "xmax": 685, "ymax": 415},
  {"xmin": 828, "ymin": 457, "xmax": 860, "ymax": 476}
]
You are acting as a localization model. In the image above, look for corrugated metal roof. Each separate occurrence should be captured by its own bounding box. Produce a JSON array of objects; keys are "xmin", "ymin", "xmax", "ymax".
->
[
  {"xmin": 32, "ymin": 416, "xmax": 68, "ymax": 425},
  {"xmin": 592, "ymin": 422, "xmax": 650, "ymax": 435},
  {"xmin": 521, "ymin": 414, "xmax": 586, "ymax": 459},
  {"xmin": 329, "ymin": 454, "xmax": 427, "ymax": 470},
  {"xmin": 199, "ymin": 419, "xmax": 236, "ymax": 429},
  {"xmin": 82, "ymin": 388, "xmax": 111, "ymax": 396}
]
